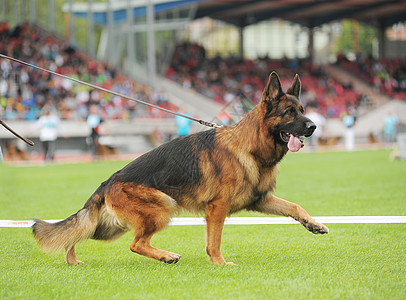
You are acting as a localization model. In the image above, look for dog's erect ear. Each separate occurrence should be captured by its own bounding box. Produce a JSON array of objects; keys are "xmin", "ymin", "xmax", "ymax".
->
[
  {"xmin": 286, "ymin": 74, "xmax": 301, "ymax": 99},
  {"xmin": 263, "ymin": 72, "xmax": 283, "ymax": 101}
]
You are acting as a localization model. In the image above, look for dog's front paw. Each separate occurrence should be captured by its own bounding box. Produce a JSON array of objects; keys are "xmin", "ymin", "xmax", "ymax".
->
[
  {"xmin": 301, "ymin": 218, "xmax": 329, "ymax": 234},
  {"xmin": 160, "ymin": 252, "xmax": 182, "ymax": 264}
]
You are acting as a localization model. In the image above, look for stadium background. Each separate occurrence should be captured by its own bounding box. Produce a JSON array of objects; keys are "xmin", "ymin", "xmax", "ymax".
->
[
  {"xmin": 1, "ymin": 0, "xmax": 406, "ymax": 160},
  {"xmin": 1, "ymin": 2, "xmax": 406, "ymax": 299}
]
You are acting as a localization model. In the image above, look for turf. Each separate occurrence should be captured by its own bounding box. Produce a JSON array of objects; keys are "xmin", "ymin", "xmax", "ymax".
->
[{"xmin": 0, "ymin": 149, "xmax": 405, "ymax": 299}]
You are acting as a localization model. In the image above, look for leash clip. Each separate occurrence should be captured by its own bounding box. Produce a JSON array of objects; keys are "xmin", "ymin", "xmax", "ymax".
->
[{"xmin": 199, "ymin": 120, "xmax": 223, "ymax": 129}]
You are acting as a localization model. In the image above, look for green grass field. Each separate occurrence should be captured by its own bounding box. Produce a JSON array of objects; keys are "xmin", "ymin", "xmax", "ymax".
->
[{"xmin": 1, "ymin": 150, "xmax": 405, "ymax": 299}]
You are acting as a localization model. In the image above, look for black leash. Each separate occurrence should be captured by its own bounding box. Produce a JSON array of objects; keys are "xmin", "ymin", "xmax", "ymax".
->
[{"xmin": 0, "ymin": 53, "xmax": 221, "ymax": 130}]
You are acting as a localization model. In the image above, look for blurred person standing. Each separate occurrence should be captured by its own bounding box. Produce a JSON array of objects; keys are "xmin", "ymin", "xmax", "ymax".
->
[
  {"xmin": 305, "ymin": 106, "xmax": 326, "ymax": 151},
  {"xmin": 87, "ymin": 105, "xmax": 102, "ymax": 160},
  {"xmin": 175, "ymin": 109, "xmax": 192, "ymax": 137},
  {"xmin": 341, "ymin": 109, "xmax": 356, "ymax": 152},
  {"xmin": 32, "ymin": 108, "xmax": 64, "ymax": 161},
  {"xmin": 383, "ymin": 110, "xmax": 398, "ymax": 148}
]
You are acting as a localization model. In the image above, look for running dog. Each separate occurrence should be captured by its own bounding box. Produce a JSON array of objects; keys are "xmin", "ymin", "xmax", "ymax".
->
[{"xmin": 33, "ymin": 72, "xmax": 329, "ymax": 265}]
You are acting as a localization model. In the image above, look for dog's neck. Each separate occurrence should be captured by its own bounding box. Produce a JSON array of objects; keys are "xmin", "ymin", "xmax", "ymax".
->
[{"xmin": 223, "ymin": 105, "xmax": 288, "ymax": 168}]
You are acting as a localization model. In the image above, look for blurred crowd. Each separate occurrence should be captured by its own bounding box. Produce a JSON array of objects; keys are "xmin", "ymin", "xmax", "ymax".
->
[
  {"xmin": 0, "ymin": 23, "xmax": 387, "ymax": 124},
  {"xmin": 337, "ymin": 54, "xmax": 406, "ymax": 101},
  {"xmin": 166, "ymin": 41, "xmax": 367, "ymax": 118},
  {"xmin": 0, "ymin": 22, "xmax": 177, "ymax": 122}
]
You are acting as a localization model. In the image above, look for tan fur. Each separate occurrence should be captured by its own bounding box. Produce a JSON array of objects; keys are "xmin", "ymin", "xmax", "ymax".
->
[{"xmin": 33, "ymin": 208, "xmax": 97, "ymax": 264}]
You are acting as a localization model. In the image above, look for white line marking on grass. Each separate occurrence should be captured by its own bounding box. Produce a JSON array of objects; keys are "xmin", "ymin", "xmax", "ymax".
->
[{"xmin": 1, "ymin": 216, "xmax": 406, "ymax": 228}]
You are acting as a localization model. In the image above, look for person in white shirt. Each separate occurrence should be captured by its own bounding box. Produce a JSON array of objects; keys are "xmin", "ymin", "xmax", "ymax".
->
[
  {"xmin": 305, "ymin": 106, "xmax": 326, "ymax": 152},
  {"xmin": 86, "ymin": 105, "xmax": 101, "ymax": 160},
  {"xmin": 33, "ymin": 108, "xmax": 63, "ymax": 161}
]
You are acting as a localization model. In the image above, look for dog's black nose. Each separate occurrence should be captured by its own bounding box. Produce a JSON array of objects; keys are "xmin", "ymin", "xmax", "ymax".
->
[
  {"xmin": 305, "ymin": 121, "xmax": 316, "ymax": 136},
  {"xmin": 306, "ymin": 121, "xmax": 316, "ymax": 131}
]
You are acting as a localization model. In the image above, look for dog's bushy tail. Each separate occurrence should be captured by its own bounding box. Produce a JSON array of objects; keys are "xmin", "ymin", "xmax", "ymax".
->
[{"xmin": 32, "ymin": 185, "xmax": 107, "ymax": 264}]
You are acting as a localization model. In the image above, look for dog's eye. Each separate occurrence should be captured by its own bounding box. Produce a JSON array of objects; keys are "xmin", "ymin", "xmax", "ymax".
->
[{"xmin": 286, "ymin": 107, "xmax": 296, "ymax": 116}]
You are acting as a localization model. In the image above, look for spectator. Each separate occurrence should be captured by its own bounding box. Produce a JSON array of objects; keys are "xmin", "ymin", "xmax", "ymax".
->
[
  {"xmin": 32, "ymin": 107, "xmax": 64, "ymax": 161},
  {"xmin": 341, "ymin": 109, "xmax": 357, "ymax": 152},
  {"xmin": 86, "ymin": 104, "xmax": 102, "ymax": 160},
  {"xmin": 383, "ymin": 110, "xmax": 399, "ymax": 148},
  {"xmin": 175, "ymin": 109, "xmax": 192, "ymax": 137},
  {"xmin": 305, "ymin": 105, "xmax": 326, "ymax": 152}
]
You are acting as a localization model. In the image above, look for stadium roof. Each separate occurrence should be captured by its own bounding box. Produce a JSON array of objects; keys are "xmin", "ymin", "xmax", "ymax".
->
[
  {"xmin": 65, "ymin": 0, "xmax": 406, "ymax": 29},
  {"xmin": 63, "ymin": 0, "xmax": 203, "ymax": 25},
  {"xmin": 195, "ymin": 0, "xmax": 406, "ymax": 28}
]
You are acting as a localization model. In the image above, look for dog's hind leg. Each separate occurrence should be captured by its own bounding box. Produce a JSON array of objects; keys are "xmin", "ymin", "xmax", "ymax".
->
[
  {"xmin": 106, "ymin": 182, "xmax": 181, "ymax": 263},
  {"xmin": 130, "ymin": 233, "xmax": 181, "ymax": 264},
  {"xmin": 251, "ymin": 193, "xmax": 329, "ymax": 234},
  {"xmin": 65, "ymin": 245, "xmax": 83, "ymax": 265}
]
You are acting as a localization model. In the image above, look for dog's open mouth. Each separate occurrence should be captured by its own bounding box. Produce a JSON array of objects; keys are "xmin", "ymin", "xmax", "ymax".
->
[{"xmin": 280, "ymin": 131, "xmax": 304, "ymax": 152}]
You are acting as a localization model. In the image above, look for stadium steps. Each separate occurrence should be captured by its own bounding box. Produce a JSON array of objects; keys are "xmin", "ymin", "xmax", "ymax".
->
[
  {"xmin": 124, "ymin": 61, "xmax": 222, "ymax": 121},
  {"xmin": 156, "ymin": 77, "xmax": 222, "ymax": 122},
  {"xmin": 323, "ymin": 64, "xmax": 391, "ymax": 109}
]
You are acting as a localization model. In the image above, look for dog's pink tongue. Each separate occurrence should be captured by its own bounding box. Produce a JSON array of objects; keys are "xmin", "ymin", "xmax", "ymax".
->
[{"xmin": 288, "ymin": 135, "xmax": 302, "ymax": 152}]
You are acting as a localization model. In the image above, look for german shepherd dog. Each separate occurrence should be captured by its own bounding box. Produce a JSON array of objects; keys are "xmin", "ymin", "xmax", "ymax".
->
[{"xmin": 33, "ymin": 72, "xmax": 328, "ymax": 265}]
